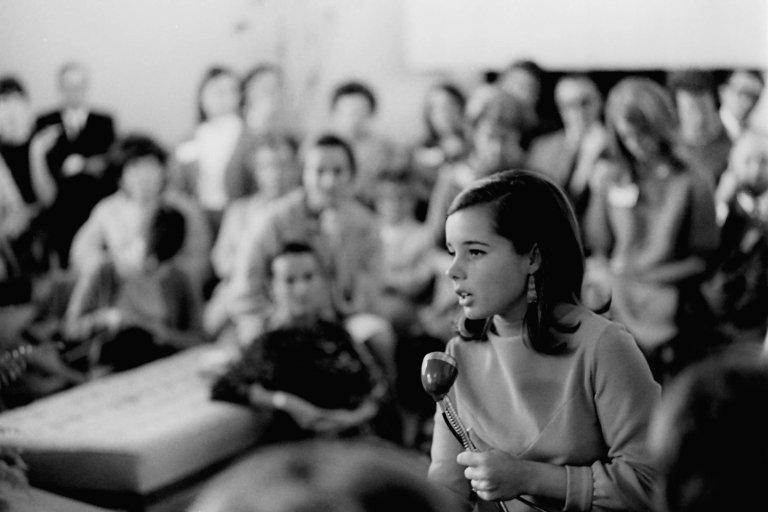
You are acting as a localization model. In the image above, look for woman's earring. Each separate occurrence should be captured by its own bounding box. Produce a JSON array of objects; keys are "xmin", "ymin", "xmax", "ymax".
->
[{"xmin": 527, "ymin": 273, "xmax": 537, "ymax": 304}]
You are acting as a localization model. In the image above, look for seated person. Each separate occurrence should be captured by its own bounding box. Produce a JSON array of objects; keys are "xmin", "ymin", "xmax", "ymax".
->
[
  {"xmin": 31, "ymin": 62, "xmax": 117, "ymax": 268},
  {"xmin": 527, "ymin": 74, "xmax": 607, "ymax": 227},
  {"xmin": 668, "ymin": 70, "xmax": 732, "ymax": 187},
  {"xmin": 374, "ymin": 169, "xmax": 433, "ymax": 334},
  {"xmin": 211, "ymin": 242, "xmax": 394, "ymax": 441},
  {"xmin": 649, "ymin": 345, "xmax": 768, "ymax": 512},
  {"xmin": 328, "ymin": 81, "xmax": 399, "ymax": 207},
  {"xmin": 205, "ymin": 134, "xmax": 299, "ymax": 336},
  {"xmin": 718, "ymin": 69, "xmax": 765, "ymax": 141},
  {"xmin": 63, "ymin": 205, "xmax": 204, "ymax": 372},
  {"xmin": 425, "ymin": 88, "xmax": 528, "ymax": 248},
  {"xmin": 227, "ymin": 134, "xmax": 396, "ymax": 380},
  {"xmin": 70, "ymin": 134, "xmax": 211, "ymax": 294},
  {"xmin": 702, "ymin": 131, "xmax": 768, "ymax": 345}
]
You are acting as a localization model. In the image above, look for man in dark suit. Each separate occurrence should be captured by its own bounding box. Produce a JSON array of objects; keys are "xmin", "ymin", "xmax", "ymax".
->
[
  {"xmin": 33, "ymin": 61, "xmax": 116, "ymax": 268},
  {"xmin": 526, "ymin": 74, "xmax": 606, "ymax": 226}
]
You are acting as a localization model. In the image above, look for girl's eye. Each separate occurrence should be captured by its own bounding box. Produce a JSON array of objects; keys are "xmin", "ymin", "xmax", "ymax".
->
[
  {"xmin": 446, "ymin": 248, "xmax": 455, "ymax": 256},
  {"xmin": 468, "ymin": 249, "xmax": 485, "ymax": 257}
]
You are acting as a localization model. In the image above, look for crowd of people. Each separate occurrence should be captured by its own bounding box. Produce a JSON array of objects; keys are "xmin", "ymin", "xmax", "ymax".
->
[{"xmin": 2, "ymin": 58, "xmax": 768, "ymax": 511}]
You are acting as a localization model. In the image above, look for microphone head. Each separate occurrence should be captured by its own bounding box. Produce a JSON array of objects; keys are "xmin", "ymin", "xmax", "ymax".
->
[{"xmin": 421, "ymin": 352, "xmax": 458, "ymax": 402}]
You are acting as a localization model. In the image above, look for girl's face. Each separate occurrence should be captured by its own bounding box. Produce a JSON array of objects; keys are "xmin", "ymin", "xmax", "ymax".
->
[
  {"xmin": 614, "ymin": 116, "xmax": 661, "ymax": 162},
  {"xmin": 428, "ymin": 88, "xmax": 463, "ymax": 137},
  {"xmin": 472, "ymin": 120, "xmax": 524, "ymax": 174},
  {"xmin": 302, "ymin": 145, "xmax": 354, "ymax": 209},
  {"xmin": 121, "ymin": 156, "xmax": 164, "ymax": 203},
  {"xmin": 733, "ymin": 139, "xmax": 768, "ymax": 196},
  {"xmin": 271, "ymin": 252, "xmax": 328, "ymax": 321},
  {"xmin": 254, "ymin": 145, "xmax": 294, "ymax": 198},
  {"xmin": 445, "ymin": 204, "xmax": 536, "ymax": 323},
  {"xmin": 200, "ymin": 73, "xmax": 239, "ymax": 120},
  {"xmin": 244, "ymin": 71, "xmax": 282, "ymax": 126}
]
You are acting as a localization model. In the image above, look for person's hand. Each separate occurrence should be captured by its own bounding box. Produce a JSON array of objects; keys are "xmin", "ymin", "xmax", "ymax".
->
[
  {"xmin": 62, "ymin": 154, "xmax": 86, "ymax": 177},
  {"xmin": 457, "ymin": 449, "xmax": 533, "ymax": 502}
]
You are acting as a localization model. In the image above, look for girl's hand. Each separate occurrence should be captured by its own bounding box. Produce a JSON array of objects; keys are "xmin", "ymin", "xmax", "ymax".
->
[{"xmin": 457, "ymin": 449, "xmax": 533, "ymax": 502}]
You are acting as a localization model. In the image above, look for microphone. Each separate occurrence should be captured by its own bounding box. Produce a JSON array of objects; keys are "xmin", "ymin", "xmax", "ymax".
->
[{"xmin": 421, "ymin": 352, "xmax": 552, "ymax": 512}]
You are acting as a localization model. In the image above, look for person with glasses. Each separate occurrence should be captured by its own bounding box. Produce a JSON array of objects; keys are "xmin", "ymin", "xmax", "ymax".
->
[{"xmin": 527, "ymin": 74, "xmax": 607, "ymax": 228}]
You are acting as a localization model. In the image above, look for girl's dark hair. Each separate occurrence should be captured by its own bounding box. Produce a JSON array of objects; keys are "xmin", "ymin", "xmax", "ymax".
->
[
  {"xmin": 423, "ymin": 82, "xmax": 466, "ymax": 146},
  {"xmin": 604, "ymin": 77, "xmax": 685, "ymax": 181},
  {"xmin": 240, "ymin": 63, "xmax": 281, "ymax": 111},
  {"xmin": 330, "ymin": 81, "xmax": 377, "ymax": 114},
  {"xmin": 310, "ymin": 133, "xmax": 357, "ymax": 177},
  {"xmin": 146, "ymin": 205, "xmax": 186, "ymax": 263},
  {"xmin": 109, "ymin": 133, "xmax": 168, "ymax": 183},
  {"xmin": 447, "ymin": 170, "xmax": 584, "ymax": 354},
  {"xmin": 0, "ymin": 76, "xmax": 26, "ymax": 98},
  {"xmin": 196, "ymin": 65, "xmax": 237, "ymax": 123},
  {"xmin": 267, "ymin": 241, "xmax": 323, "ymax": 279}
]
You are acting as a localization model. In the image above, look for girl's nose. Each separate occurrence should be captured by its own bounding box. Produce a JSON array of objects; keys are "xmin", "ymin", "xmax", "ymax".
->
[{"xmin": 446, "ymin": 256, "xmax": 464, "ymax": 280}]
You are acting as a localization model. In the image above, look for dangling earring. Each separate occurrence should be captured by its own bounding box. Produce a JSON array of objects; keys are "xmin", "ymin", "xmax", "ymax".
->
[{"xmin": 527, "ymin": 273, "xmax": 538, "ymax": 304}]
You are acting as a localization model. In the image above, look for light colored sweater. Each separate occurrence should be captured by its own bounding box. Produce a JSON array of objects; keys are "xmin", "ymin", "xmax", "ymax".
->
[{"xmin": 428, "ymin": 305, "xmax": 659, "ymax": 511}]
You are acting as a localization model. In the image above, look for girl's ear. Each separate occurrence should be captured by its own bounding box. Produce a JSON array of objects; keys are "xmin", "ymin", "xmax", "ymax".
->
[{"xmin": 528, "ymin": 244, "xmax": 542, "ymax": 274}]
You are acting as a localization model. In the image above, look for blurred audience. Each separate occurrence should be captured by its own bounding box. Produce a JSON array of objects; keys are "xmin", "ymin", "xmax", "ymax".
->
[
  {"xmin": 32, "ymin": 61, "xmax": 116, "ymax": 268},
  {"xmin": 70, "ymin": 134, "xmax": 211, "ymax": 294},
  {"xmin": 64, "ymin": 204, "xmax": 204, "ymax": 372},
  {"xmin": 211, "ymin": 242, "xmax": 396, "ymax": 442},
  {"xmin": 668, "ymin": 69, "xmax": 731, "ymax": 186},
  {"xmin": 205, "ymin": 134, "xmax": 299, "ymax": 337},
  {"xmin": 527, "ymin": 74, "xmax": 607, "ymax": 227},
  {"xmin": 328, "ymin": 80, "xmax": 399, "ymax": 207},
  {"xmin": 718, "ymin": 69, "xmax": 765, "ymax": 141},
  {"xmin": 172, "ymin": 66, "xmax": 254, "ymax": 235},
  {"xmin": 585, "ymin": 77, "xmax": 719, "ymax": 381},
  {"xmin": 702, "ymin": 131, "xmax": 768, "ymax": 345}
]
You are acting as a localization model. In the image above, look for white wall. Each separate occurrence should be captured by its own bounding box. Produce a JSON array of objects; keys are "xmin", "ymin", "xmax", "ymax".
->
[
  {"xmin": 405, "ymin": 0, "xmax": 768, "ymax": 70},
  {"xmin": 0, "ymin": 0, "xmax": 439, "ymax": 147},
  {"xmin": 1, "ymin": 0, "xmax": 766, "ymax": 147}
]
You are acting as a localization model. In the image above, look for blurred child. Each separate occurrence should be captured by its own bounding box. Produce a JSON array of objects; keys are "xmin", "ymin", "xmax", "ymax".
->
[
  {"xmin": 329, "ymin": 81, "xmax": 398, "ymax": 206},
  {"xmin": 71, "ymin": 134, "xmax": 211, "ymax": 294},
  {"xmin": 172, "ymin": 66, "xmax": 253, "ymax": 235},
  {"xmin": 64, "ymin": 205, "xmax": 204, "ymax": 372},
  {"xmin": 205, "ymin": 134, "xmax": 299, "ymax": 337},
  {"xmin": 702, "ymin": 131, "xmax": 768, "ymax": 345},
  {"xmin": 228, "ymin": 134, "xmax": 396, "ymax": 380},
  {"xmin": 374, "ymin": 169, "xmax": 433, "ymax": 335},
  {"xmin": 425, "ymin": 88, "xmax": 528, "ymax": 248},
  {"xmin": 212, "ymin": 242, "xmax": 396, "ymax": 442}
]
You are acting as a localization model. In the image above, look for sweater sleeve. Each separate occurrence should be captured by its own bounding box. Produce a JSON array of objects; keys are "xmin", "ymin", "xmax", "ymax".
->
[{"xmin": 566, "ymin": 324, "xmax": 659, "ymax": 511}]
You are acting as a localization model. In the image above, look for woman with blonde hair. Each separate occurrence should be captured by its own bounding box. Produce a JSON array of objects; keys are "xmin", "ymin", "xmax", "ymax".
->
[{"xmin": 584, "ymin": 77, "xmax": 719, "ymax": 381}]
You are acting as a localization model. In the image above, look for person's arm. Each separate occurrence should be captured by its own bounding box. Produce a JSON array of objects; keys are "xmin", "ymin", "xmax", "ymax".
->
[
  {"xmin": 247, "ymin": 383, "xmax": 377, "ymax": 433},
  {"xmin": 166, "ymin": 192, "xmax": 212, "ymax": 294},
  {"xmin": 456, "ymin": 326, "xmax": 659, "ymax": 511},
  {"xmin": 228, "ymin": 212, "xmax": 281, "ymax": 329},
  {"xmin": 0, "ymin": 155, "xmax": 32, "ymax": 240},
  {"xmin": 29, "ymin": 125, "xmax": 62, "ymax": 207},
  {"xmin": 69, "ymin": 202, "xmax": 109, "ymax": 274},
  {"xmin": 63, "ymin": 259, "xmax": 120, "ymax": 340}
]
